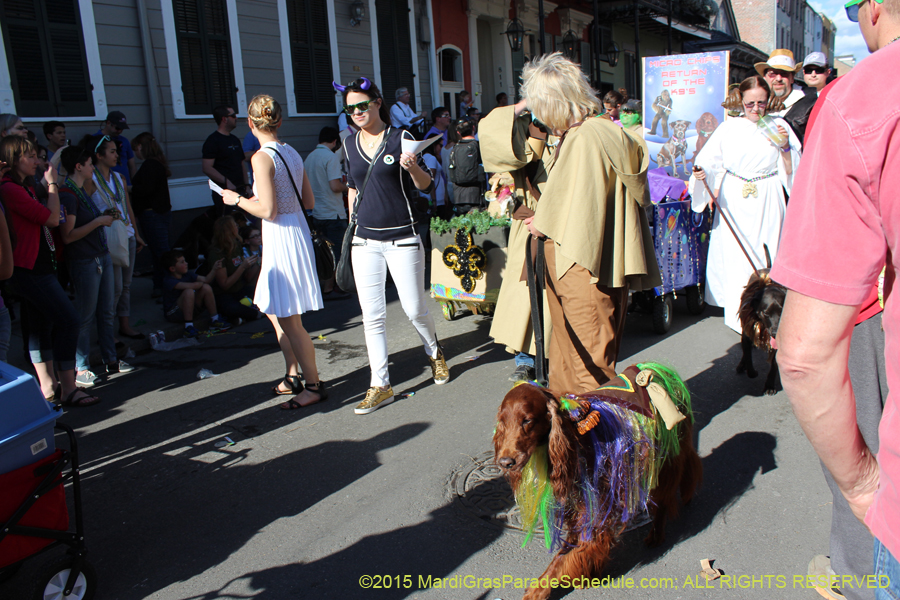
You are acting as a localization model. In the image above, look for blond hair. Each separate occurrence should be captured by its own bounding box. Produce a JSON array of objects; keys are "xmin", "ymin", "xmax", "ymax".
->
[
  {"xmin": 520, "ymin": 52, "xmax": 602, "ymax": 132},
  {"xmin": 248, "ymin": 95, "xmax": 282, "ymax": 132}
]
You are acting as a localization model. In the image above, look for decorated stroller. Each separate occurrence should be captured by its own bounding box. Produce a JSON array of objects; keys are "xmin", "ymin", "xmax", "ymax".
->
[
  {"xmin": 0, "ymin": 363, "xmax": 96, "ymax": 600},
  {"xmin": 631, "ymin": 168, "xmax": 712, "ymax": 333}
]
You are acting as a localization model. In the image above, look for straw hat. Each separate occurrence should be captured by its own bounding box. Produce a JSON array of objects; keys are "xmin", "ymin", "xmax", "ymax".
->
[{"xmin": 754, "ymin": 49, "xmax": 802, "ymax": 76}]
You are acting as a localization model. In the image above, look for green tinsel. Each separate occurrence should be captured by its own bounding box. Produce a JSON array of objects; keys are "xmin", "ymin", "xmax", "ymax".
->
[{"xmin": 429, "ymin": 210, "xmax": 510, "ymax": 236}]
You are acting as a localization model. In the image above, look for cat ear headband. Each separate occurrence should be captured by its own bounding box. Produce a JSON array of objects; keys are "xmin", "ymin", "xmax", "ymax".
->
[{"xmin": 332, "ymin": 77, "xmax": 373, "ymax": 93}]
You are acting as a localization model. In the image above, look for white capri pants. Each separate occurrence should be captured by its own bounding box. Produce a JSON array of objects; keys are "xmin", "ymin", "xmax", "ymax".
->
[{"xmin": 351, "ymin": 233, "xmax": 439, "ymax": 387}]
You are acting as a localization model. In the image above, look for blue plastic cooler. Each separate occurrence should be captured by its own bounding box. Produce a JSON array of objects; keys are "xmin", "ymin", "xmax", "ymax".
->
[{"xmin": 0, "ymin": 362, "xmax": 59, "ymax": 475}]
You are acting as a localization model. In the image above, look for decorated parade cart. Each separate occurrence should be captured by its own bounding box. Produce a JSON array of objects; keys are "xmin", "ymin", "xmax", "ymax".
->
[
  {"xmin": 429, "ymin": 175, "xmax": 513, "ymax": 320},
  {"xmin": 631, "ymin": 168, "xmax": 712, "ymax": 333}
]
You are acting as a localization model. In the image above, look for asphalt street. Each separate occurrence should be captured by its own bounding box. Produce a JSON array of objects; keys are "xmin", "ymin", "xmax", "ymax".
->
[{"xmin": 0, "ymin": 287, "xmax": 835, "ymax": 600}]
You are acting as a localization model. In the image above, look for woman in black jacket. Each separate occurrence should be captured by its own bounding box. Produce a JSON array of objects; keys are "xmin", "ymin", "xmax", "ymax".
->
[{"xmin": 131, "ymin": 132, "xmax": 172, "ymax": 298}]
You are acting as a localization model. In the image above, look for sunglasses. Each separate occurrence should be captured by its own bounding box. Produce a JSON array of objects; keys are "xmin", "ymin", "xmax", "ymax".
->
[
  {"xmin": 743, "ymin": 101, "xmax": 767, "ymax": 110},
  {"xmin": 94, "ymin": 134, "xmax": 111, "ymax": 153},
  {"xmin": 344, "ymin": 100, "xmax": 375, "ymax": 115},
  {"xmin": 803, "ymin": 66, "xmax": 826, "ymax": 74},
  {"xmin": 764, "ymin": 69, "xmax": 793, "ymax": 79},
  {"xmin": 845, "ymin": 0, "xmax": 882, "ymax": 21}
]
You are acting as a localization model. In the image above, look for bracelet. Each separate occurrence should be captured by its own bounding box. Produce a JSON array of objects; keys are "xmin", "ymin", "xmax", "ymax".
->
[
  {"xmin": 47, "ymin": 182, "xmax": 58, "ymax": 188},
  {"xmin": 781, "ymin": 145, "xmax": 791, "ymax": 153}
]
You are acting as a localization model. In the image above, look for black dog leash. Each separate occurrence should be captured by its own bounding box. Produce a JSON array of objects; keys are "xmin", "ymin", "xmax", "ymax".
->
[{"xmin": 525, "ymin": 236, "xmax": 548, "ymax": 387}]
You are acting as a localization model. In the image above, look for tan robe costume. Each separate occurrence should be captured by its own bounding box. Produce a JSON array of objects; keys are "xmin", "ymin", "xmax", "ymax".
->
[
  {"xmin": 480, "ymin": 106, "xmax": 555, "ymax": 358},
  {"xmin": 533, "ymin": 116, "xmax": 661, "ymax": 393}
]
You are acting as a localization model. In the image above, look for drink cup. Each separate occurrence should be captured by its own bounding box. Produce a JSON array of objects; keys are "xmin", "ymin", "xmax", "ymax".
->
[{"xmin": 757, "ymin": 115, "xmax": 787, "ymax": 147}]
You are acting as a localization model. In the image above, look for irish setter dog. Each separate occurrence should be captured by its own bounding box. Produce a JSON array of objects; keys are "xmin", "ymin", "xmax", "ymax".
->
[{"xmin": 494, "ymin": 372, "xmax": 702, "ymax": 600}]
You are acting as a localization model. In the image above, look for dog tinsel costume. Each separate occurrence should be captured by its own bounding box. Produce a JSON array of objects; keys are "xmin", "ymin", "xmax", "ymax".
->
[{"xmin": 515, "ymin": 363, "xmax": 693, "ymax": 551}]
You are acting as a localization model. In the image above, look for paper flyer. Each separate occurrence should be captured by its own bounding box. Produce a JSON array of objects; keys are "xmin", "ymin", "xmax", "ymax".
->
[
  {"xmin": 401, "ymin": 130, "xmax": 442, "ymax": 155},
  {"xmin": 208, "ymin": 179, "xmax": 225, "ymax": 195}
]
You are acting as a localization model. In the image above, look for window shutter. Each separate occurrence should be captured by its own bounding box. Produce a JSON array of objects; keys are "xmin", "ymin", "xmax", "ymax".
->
[
  {"xmin": 173, "ymin": 0, "xmax": 236, "ymax": 115},
  {"xmin": 287, "ymin": 0, "xmax": 334, "ymax": 113},
  {"xmin": 376, "ymin": 0, "xmax": 414, "ymax": 109},
  {"xmin": 0, "ymin": 0, "xmax": 93, "ymax": 117}
]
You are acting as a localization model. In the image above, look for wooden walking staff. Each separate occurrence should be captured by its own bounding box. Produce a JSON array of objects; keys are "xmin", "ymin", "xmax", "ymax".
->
[{"xmin": 694, "ymin": 168, "xmax": 762, "ymax": 277}]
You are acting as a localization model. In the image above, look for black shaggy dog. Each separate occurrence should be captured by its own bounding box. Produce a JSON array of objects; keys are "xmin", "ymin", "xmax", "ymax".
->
[{"xmin": 737, "ymin": 255, "xmax": 787, "ymax": 395}]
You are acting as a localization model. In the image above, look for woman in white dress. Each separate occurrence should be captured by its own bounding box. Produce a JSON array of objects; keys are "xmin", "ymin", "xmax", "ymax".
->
[
  {"xmin": 222, "ymin": 95, "xmax": 325, "ymax": 408},
  {"xmin": 689, "ymin": 76, "xmax": 801, "ymax": 333}
]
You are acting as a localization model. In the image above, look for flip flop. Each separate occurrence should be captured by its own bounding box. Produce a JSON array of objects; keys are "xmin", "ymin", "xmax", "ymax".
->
[{"xmin": 61, "ymin": 387, "xmax": 101, "ymax": 407}]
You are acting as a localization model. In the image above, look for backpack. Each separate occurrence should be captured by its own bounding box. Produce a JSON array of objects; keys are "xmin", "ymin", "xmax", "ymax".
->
[{"xmin": 448, "ymin": 140, "xmax": 484, "ymax": 186}]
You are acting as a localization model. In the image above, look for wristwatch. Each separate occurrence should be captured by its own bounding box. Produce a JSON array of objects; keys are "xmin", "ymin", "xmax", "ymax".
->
[{"xmin": 235, "ymin": 196, "xmax": 242, "ymax": 206}]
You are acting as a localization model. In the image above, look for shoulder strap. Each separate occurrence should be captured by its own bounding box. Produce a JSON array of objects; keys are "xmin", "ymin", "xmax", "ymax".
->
[
  {"xmin": 348, "ymin": 128, "xmax": 391, "ymax": 224},
  {"xmin": 270, "ymin": 147, "xmax": 313, "ymax": 229}
]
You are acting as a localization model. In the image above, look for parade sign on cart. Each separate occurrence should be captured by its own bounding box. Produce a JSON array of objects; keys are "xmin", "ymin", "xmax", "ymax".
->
[{"xmin": 642, "ymin": 51, "xmax": 730, "ymax": 181}]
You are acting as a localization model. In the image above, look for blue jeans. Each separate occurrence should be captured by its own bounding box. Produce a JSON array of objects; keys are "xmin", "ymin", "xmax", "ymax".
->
[
  {"xmin": 140, "ymin": 210, "xmax": 171, "ymax": 292},
  {"xmin": 0, "ymin": 306, "xmax": 10, "ymax": 363},
  {"xmin": 114, "ymin": 236, "xmax": 137, "ymax": 317},
  {"xmin": 875, "ymin": 537, "xmax": 900, "ymax": 600},
  {"xmin": 12, "ymin": 268, "xmax": 78, "ymax": 371},
  {"xmin": 69, "ymin": 254, "xmax": 116, "ymax": 371}
]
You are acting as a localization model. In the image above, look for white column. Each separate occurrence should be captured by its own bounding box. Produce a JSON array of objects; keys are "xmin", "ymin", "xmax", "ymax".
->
[
  {"xmin": 467, "ymin": 11, "xmax": 480, "ymax": 113},
  {"xmin": 426, "ymin": 0, "xmax": 440, "ymax": 106}
]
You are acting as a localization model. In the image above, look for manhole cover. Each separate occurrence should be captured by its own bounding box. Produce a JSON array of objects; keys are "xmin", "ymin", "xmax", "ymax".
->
[{"xmin": 450, "ymin": 451, "xmax": 542, "ymax": 535}]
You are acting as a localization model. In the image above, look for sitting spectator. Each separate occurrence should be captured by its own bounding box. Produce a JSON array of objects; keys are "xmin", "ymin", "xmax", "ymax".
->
[
  {"xmin": 208, "ymin": 216, "xmax": 261, "ymax": 322},
  {"xmin": 161, "ymin": 250, "xmax": 230, "ymax": 338},
  {"xmin": 0, "ymin": 136, "xmax": 98, "ymax": 406},
  {"xmin": 58, "ymin": 146, "xmax": 132, "ymax": 387},
  {"xmin": 242, "ymin": 226, "xmax": 262, "ymax": 259},
  {"xmin": 448, "ymin": 118, "xmax": 485, "ymax": 211}
]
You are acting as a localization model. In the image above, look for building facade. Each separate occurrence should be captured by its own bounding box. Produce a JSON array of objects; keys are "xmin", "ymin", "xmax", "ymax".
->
[{"xmin": 0, "ymin": 0, "xmax": 440, "ymax": 211}]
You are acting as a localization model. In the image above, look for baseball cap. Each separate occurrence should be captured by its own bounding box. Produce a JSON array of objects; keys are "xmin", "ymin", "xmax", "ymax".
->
[
  {"xmin": 803, "ymin": 52, "xmax": 827, "ymax": 68},
  {"xmin": 105, "ymin": 111, "xmax": 130, "ymax": 130}
]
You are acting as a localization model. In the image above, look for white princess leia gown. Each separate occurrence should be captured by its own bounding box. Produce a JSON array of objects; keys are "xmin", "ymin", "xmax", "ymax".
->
[{"xmin": 688, "ymin": 117, "xmax": 801, "ymax": 333}]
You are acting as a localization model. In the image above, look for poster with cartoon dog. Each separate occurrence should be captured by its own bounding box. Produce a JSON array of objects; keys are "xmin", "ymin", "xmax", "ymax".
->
[{"xmin": 643, "ymin": 51, "xmax": 729, "ymax": 181}]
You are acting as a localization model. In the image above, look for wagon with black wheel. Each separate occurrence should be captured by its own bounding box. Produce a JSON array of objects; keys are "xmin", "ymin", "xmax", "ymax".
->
[
  {"xmin": 631, "ymin": 168, "xmax": 712, "ymax": 334},
  {"xmin": 429, "ymin": 210, "xmax": 510, "ymax": 320},
  {"xmin": 0, "ymin": 363, "xmax": 97, "ymax": 600}
]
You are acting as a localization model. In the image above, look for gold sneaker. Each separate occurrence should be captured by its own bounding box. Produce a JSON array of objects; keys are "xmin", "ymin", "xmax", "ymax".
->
[
  {"xmin": 354, "ymin": 386, "xmax": 394, "ymax": 415},
  {"xmin": 429, "ymin": 348, "xmax": 450, "ymax": 385}
]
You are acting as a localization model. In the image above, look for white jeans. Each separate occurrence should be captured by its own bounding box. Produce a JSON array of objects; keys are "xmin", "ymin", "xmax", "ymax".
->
[{"xmin": 351, "ymin": 234, "xmax": 439, "ymax": 387}]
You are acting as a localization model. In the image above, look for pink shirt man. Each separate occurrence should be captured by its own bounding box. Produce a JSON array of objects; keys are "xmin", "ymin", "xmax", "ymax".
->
[{"xmin": 771, "ymin": 40, "xmax": 900, "ymax": 561}]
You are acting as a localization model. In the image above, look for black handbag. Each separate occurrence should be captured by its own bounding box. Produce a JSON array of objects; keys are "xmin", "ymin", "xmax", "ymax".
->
[
  {"xmin": 335, "ymin": 130, "xmax": 391, "ymax": 292},
  {"xmin": 271, "ymin": 148, "xmax": 336, "ymax": 283}
]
